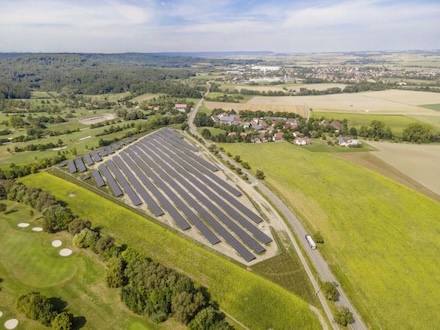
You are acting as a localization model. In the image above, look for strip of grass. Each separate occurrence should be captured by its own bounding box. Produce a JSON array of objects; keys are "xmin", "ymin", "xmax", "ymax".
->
[
  {"xmin": 312, "ymin": 111, "xmax": 421, "ymax": 136},
  {"xmin": 196, "ymin": 127, "xmax": 226, "ymax": 136},
  {"xmin": 420, "ymin": 103, "xmax": 440, "ymax": 111},
  {"xmin": 20, "ymin": 172, "xmax": 321, "ymax": 330},
  {"xmin": 251, "ymin": 231, "xmax": 318, "ymax": 305},
  {"xmin": 0, "ymin": 201, "xmax": 163, "ymax": 330},
  {"xmin": 219, "ymin": 142, "xmax": 440, "ymax": 329}
]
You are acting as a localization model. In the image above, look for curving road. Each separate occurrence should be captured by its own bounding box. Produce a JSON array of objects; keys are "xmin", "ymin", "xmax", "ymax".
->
[{"xmin": 187, "ymin": 89, "xmax": 367, "ymax": 330}]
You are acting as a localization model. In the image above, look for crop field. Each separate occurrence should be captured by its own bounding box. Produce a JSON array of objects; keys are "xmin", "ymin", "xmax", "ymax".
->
[
  {"xmin": 312, "ymin": 111, "xmax": 422, "ymax": 136},
  {"xmin": 20, "ymin": 172, "xmax": 322, "ymax": 330},
  {"xmin": 337, "ymin": 152, "xmax": 440, "ymax": 203},
  {"xmin": 219, "ymin": 142, "xmax": 440, "ymax": 330},
  {"xmin": 0, "ymin": 201, "xmax": 157, "ymax": 330},
  {"xmin": 204, "ymin": 100, "xmax": 308, "ymax": 117},
  {"xmin": 220, "ymin": 83, "xmax": 347, "ymax": 93},
  {"xmin": 366, "ymin": 141, "xmax": 440, "ymax": 196},
  {"xmin": 248, "ymin": 90, "xmax": 440, "ymax": 116},
  {"xmin": 421, "ymin": 103, "xmax": 440, "ymax": 111}
]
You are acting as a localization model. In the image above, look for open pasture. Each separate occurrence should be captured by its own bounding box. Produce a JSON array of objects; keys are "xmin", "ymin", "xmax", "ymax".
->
[
  {"xmin": 20, "ymin": 172, "xmax": 321, "ymax": 330},
  {"xmin": 219, "ymin": 142, "xmax": 440, "ymax": 330},
  {"xmin": 0, "ymin": 201, "xmax": 155, "ymax": 330}
]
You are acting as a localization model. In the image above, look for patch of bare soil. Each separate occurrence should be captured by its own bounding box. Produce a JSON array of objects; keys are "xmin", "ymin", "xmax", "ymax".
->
[{"xmin": 337, "ymin": 152, "xmax": 440, "ymax": 203}]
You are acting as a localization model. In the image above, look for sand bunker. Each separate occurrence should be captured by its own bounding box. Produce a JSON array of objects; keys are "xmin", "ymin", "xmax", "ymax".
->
[
  {"xmin": 32, "ymin": 227, "xmax": 43, "ymax": 232},
  {"xmin": 59, "ymin": 248, "xmax": 73, "ymax": 256},
  {"xmin": 52, "ymin": 240, "xmax": 62, "ymax": 247},
  {"xmin": 17, "ymin": 223, "xmax": 30, "ymax": 228},
  {"xmin": 0, "ymin": 311, "xmax": 3, "ymax": 317},
  {"xmin": 79, "ymin": 135, "xmax": 91, "ymax": 141},
  {"xmin": 4, "ymin": 319, "xmax": 19, "ymax": 329}
]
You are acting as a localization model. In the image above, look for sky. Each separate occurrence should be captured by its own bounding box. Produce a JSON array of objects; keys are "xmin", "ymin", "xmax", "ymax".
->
[{"xmin": 0, "ymin": 0, "xmax": 439, "ymax": 53}]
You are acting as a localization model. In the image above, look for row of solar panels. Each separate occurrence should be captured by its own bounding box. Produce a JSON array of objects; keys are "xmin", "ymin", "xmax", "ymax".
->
[
  {"xmin": 91, "ymin": 128, "xmax": 271, "ymax": 261},
  {"xmin": 66, "ymin": 137, "xmax": 136, "ymax": 173}
]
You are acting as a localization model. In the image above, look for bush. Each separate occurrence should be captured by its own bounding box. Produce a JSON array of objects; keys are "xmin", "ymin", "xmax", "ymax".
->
[
  {"xmin": 16, "ymin": 292, "xmax": 57, "ymax": 326},
  {"xmin": 334, "ymin": 307, "xmax": 354, "ymax": 326},
  {"xmin": 51, "ymin": 312, "xmax": 73, "ymax": 330},
  {"xmin": 322, "ymin": 282, "xmax": 339, "ymax": 301}
]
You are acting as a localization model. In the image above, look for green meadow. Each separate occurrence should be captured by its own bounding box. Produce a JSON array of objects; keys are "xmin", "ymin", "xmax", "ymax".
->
[
  {"xmin": 20, "ymin": 171, "xmax": 322, "ymax": 330},
  {"xmin": 312, "ymin": 111, "xmax": 422, "ymax": 136},
  {"xmin": 219, "ymin": 142, "xmax": 440, "ymax": 330}
]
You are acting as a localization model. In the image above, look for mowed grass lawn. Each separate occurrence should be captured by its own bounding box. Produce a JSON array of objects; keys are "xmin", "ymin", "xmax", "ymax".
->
[
  {"xmin": 312, "ymin": 111, "xmax": 423, "ymax": 137},
  {"xmin": 0, "ymin": 201, "xmax": 160, "ymax": 330},
  {"xmin": 20, "ymin": 172, "xmax": 321, "ymax": 330},
  {"xmin": 219, "ymin": 142, "xmax": 440, "ymax": 330}
]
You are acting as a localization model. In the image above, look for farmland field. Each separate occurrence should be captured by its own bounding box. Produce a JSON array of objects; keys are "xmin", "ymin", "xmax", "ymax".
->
[
  {"xmin": 220, "ymin": 83, "xmax": 347, "ymax": 93},
  {"xmin": 366, "ymin": 141, "xmax": 440, "ymax": 196},
  {"xmin": 311, "ymin": 111, "xmax": 422, "ymax": 136},
  {"xmin": 248, "ymin": 90, "xmax": 440, "ymax": 115},
  {"xmin": 20, "ymin": 172, "xmax": 322, "ymax": 330},
  {"xmin": 219, "ymin": 142, "xmax": 440, "ymax": 330}
]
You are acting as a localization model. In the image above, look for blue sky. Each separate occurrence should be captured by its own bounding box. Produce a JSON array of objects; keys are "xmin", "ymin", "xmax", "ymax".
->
[{"xmin": 0, "ymin": 0, "xmax": 439, "ymax": 53}]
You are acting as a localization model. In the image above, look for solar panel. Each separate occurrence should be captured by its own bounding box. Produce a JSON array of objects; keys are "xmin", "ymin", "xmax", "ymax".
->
[
  {"xmin": 145, "ymin": 140, "xmax": 271, "ymax": 244},
  {"xmin": 125, "ymin": 149, "xmax": 190, "ymax": 230},
  {"xmin": 113, "ymin": 155, "xmax": 164, "ymax": 217},
  {"xmin": 67, "ymin": 160, "xmax": 77, "ymax": 173},
  {"xmin": 139, "ymin": 142, "xmax": 266, "ymax": 253},
  {"xmin": 92, "ymin": 169, "xmax": 105, "ymax": 187},
  {"xmin": 98, "ymin": 164, "xmax": 123, "ymax": 197},
  {"xmin": 74, "ymin": 157, "xmax": 87, "ymax": 173},
  {"xmin": 83, "ymin": 154, "xmax": 94, "ymax": 166},
  {"xmin": 132, "ymin": 145, "xmax": 254, "ymax": 260},
  {"xmin": 98, "ymin": 148, "xmax": 108, "ymax": 157},
  {"xmin": 106, "ymin": 146, "xmax": 115, "ymax": 154},
  {"xmin": 107, "ymin": 160, "xmax": 142, "ymax": 206},
  {"xmin": 91, "ymin": 151, "xmax": 102, "ymax": 162},
  {"xmin": 145, "ymin": 137, "xmax": 242, "ymax": 197}
]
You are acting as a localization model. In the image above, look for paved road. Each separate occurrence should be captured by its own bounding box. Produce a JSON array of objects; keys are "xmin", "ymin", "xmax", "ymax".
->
[{"xmin": 187, "ymin": 91, "xmax": 367, "ymax": 329}]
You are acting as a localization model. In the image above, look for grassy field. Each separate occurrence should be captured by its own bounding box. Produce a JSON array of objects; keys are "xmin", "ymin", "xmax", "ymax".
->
[
  {"xmin": 219, "ymin": 142, "xmax": 440, "ymax": 330},
  {"xmin": 312, "ymin": 111, "xmax": 423, "ymax": 136},
  {"xmin": 196, "ymin": 127, "xmax": 226, "ymax": 136},
  {"xmin": 0, "ymin": 201, "xmax": 166, "ymax": 330},
  {"xmin": 303, "ymin": 139, "xmax": 376, "ymax": 153},
  {"xmin": 421, "ymin": 103, "xmax": 440, "ymax": 111},
  {"xmin": 19, "ymin": 171, "xmax": 322, "ymax": 330}
]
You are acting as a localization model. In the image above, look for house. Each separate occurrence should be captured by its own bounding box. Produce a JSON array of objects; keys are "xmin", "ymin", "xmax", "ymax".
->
[
  {"xmin": 331, "ymin": 120, "xmax": 342, "ymax": 132},
  {"xmin": 338, "ymin": 136, "xmax": 361, "ymax": 147},
  {"xmin": 217, "ymin": 113, "xmax": 241, "ymax": 125},
  {"xmin": 294, "ymin": 137, "xmax": 310, "ymax": 146},
  {"xmin": 273, "ymin": 132, "xmax": 284, "ymax": 142},
  {"xmin": 174, "ymin": 104, "xmax": 187, "ymax": 113}
]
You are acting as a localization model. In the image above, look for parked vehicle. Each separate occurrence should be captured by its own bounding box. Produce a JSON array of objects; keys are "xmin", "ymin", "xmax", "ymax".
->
[{"xmin": 305, "ymin": 234, "xmax": 317, "ymax": 250}]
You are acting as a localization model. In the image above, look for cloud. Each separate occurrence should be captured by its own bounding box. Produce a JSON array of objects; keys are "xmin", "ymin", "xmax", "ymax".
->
[{"xmin": 0, "ymin": 0, "xmax": 438, "ymax": 52}]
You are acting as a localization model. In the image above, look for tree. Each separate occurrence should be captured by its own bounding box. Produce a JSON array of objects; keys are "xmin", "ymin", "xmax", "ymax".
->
[
  {"xmin": 255, "ymin": 170, "xmax": 265, "ymax": 180},
  {"xmin": 105, "ymin": 257, "xmax": 126, "ymax": 288},
  {"xmin": 51, "ymin": 312, "xmax": 72, "ymax": 330},
  {"xmin": 73, "ymin": 228, "xmax": 100, "ymax": 251},
  {"xmin": 334, "ymin": 307, "xmax": 354, "ymax": 326},
  {"xmin": 188, "ymin": 307, "xmax": 232, "ymax": 330},
  {"xmin": 16, "ymin": 292, "xmax": 57, "ymax": 326},
  {"xmin": 242, "ymin": 162, "xmax": 250, "ymax": 170},
  {"xmin": 349, "ymin": 127, "xmax": 358, "ymax": 137},
  {"xmin": 322, "ymin": 281, "xmax": 339, "ymax": 301},
  {"xmin": 0, "ymin": 202, "xmax": 6, "ymax": 212},
  {"xmin": 201, "ymin": 128, "xmax": 212, "ymax": 139},
  {"xmin": 172, "ymin": 291, "xmax": 206, "ymax": 324},
  {"xmin": 402, "ymin": 123, "xmax": 434, "ymax": 143}
]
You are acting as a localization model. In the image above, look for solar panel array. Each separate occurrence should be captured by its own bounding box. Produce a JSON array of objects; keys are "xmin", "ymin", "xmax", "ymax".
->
[
  {"xmin": 83, "ymin": 128, "xmax": 270, "ymax": 262},
  {"xmin": 67, "ymin": 160, "xmax": 77, "ymax": 173},
  {"xmin": 83, "ymin": 154, "xmax": 94, "ymax": 166},
  {"xmin": 74, "ymin": 158, "xmax": 87, "ymax": 173}
]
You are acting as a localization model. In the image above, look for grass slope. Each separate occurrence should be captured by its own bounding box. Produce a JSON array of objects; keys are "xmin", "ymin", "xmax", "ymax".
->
[
  {"xmin": 20, "ymin": 172, "xmax": 321, "ymax": 330},
  {"xmin": 0, "ymin": 201, "xmax": 161, "ymax": 330},
  {"xmin": 219, "ymin": 142, "xmax": 440, "ymax": 330}
]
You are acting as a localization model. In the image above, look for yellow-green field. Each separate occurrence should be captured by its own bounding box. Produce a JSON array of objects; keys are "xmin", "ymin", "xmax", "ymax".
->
[
  {"xmin": 219, "ymin": 142, "xmax": 440, "ymax": 330},
  {"xmin": 20, "ymin": 172, "xmax": 322, "ymax": 330}
]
